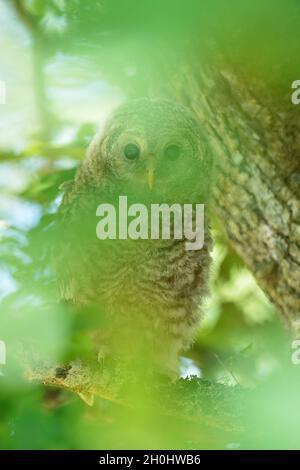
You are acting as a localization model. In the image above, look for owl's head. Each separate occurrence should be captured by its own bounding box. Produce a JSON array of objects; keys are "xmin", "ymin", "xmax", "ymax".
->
[{"xmin": 78, "ymin": 99, "xmax": 212, "ymax": 202}]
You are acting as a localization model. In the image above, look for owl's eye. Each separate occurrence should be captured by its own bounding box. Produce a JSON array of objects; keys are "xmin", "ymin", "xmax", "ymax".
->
[
  {"xmin": 164, "ymin": 144, "xmax": 181, "ymax": 161},
  {"xmin": 124, "ymin": 143, "xmax": 140, "ymax": 160}
]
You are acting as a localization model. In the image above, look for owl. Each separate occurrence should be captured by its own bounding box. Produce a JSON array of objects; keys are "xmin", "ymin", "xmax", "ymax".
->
[{"xmin": 55, "ymin": 99, "xmax": 213, "ymax": 375}]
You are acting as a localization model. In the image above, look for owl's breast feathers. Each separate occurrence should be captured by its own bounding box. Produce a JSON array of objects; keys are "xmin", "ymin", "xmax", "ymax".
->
[{"xmin": 55, "ymin": 187, "xmax": 212, "ymax": 355}]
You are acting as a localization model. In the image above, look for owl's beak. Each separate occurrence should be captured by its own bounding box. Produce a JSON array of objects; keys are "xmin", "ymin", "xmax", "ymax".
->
[
  {"xmin": 147, "ymin": 169, "xmax": 154, "ymax": 190},
  {"xmin": 146, "ymin": 156, "xmax": 156, "ymax": 190}
]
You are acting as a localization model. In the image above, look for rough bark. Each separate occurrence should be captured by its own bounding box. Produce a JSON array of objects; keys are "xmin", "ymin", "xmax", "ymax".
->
[{"xmin": 188, "ymin": 65, "xmax": 299, "ymax": 331}]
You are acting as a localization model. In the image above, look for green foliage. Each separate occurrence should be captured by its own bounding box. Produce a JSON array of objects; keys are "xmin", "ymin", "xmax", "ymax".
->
[{"xmin": 0, "ymin": 0, "xmax": 299, "ymax": 450}]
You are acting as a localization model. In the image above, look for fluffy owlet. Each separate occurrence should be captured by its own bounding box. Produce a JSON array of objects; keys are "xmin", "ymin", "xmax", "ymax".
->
[{"xmin": 55, "ymin": 99, "xmax": 213, "ymax": 375}]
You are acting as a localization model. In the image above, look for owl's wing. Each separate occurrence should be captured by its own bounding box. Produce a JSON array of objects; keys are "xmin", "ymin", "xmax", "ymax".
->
[
  {"xmin": 59, "ymin": 179, "xmax": 74, "ymax": 193},
  {"xmin": 53, "ymin": 179, "xmax": 79, "ymax": 303},
  {"xmin": 54, "ymin": 180, "xmax": 104, "ymax": 305},
  {"xmin": 57, "ymin": 179, "xmax": 76, "ymax": 220}
]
